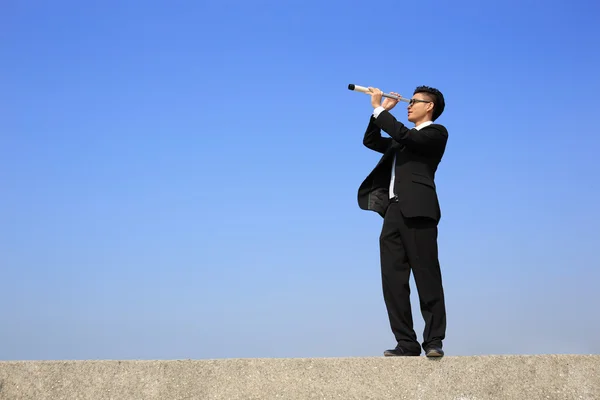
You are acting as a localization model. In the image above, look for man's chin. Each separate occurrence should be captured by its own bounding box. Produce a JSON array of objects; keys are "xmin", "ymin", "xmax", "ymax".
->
[{"xmin": 407, "ymin": 115, "xmax": 415, "ymax": 123}]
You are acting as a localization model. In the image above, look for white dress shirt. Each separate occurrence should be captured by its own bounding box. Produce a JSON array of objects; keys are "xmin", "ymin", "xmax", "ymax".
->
[{"xmin": 372, "ymin": 106, "xmax": 432, "ymax": 198}]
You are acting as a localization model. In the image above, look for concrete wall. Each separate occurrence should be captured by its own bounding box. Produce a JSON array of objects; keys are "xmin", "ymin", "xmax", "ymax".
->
[{"xmin": 1, "ymin": 355, "xmax": 598, "ymax": 399}]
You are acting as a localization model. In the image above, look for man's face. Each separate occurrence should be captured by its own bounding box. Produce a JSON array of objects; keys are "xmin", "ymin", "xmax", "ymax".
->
[{"xmin": 407, "ymin": 93, "xmax": 433, "ymax": 123}]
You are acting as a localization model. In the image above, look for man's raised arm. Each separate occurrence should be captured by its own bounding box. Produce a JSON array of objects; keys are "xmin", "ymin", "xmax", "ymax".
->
[
  {"xmin": 362, "ymin": 115, "xmax": 391, "ymax": 154},
  {"xmin": 375, "ymin": 109, "xmax": 447, "ymax": 154}
]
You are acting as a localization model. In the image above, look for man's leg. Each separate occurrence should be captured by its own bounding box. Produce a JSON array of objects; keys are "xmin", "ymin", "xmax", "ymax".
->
[
  {"xmin": 400, "ymin": 216, "xmax": 446, "ymax": 354},
  {"xmin": 379, "ymin": 203, "xmax": 421, "ymax": 355}
]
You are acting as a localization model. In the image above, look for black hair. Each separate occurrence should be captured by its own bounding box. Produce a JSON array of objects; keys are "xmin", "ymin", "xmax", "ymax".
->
[{"xmin": 414, "ymin": 86, "xmax": 445, "ymax": 121}]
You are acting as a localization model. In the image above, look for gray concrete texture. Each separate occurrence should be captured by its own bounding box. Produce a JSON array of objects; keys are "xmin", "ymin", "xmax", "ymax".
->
[{"xmin": 0, "ymin": 355, "xmax": 598, "ymax": 399}]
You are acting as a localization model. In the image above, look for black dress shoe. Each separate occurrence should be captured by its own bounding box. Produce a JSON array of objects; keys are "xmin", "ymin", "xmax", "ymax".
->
[
  {"xmin": 424, "ymin": 346, "xmax": 444, "ymax": 358},
  {"xmin": 383, "ymin": 346, "xmax": 420, "ymax": 357}
]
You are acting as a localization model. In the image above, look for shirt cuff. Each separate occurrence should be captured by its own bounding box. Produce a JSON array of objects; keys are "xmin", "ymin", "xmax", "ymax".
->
[{"xmin": 372, "ymin": 106, "xmax": 385, "ymax": 119}]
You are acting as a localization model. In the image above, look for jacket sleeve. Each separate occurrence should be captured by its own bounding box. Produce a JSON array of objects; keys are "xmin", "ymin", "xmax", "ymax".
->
[
  {"xmin": 373, "ymin": 110, "xmax": 447, "ymax": 154},
  {"xmin": 362, "ymin": 116, "xmax": 392, "ymax": 154}
]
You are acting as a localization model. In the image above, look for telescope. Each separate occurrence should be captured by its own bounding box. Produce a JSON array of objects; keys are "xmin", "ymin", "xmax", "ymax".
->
[{"xmin": 347, "ymin": 84, "xmax": 410, "ymax": 103}]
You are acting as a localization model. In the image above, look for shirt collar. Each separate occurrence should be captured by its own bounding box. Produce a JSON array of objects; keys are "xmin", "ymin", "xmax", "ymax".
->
[{"xmin": 414, "ymin": 121, "xmax": 433, "ymax": 131}]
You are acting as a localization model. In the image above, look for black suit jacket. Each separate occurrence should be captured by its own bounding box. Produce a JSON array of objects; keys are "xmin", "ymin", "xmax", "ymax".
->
[{"xmin": 357, "ymin": 110, "xmax": 448, "ymax": 221}]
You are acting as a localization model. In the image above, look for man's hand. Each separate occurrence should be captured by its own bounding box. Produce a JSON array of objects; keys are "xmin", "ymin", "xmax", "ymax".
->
[
  {"xmin": 369, "ymin": 87, "xmax": 401, "ymax": 111},
  {"xmin": 382, "ymin": 91, "xmax": 400, "ymax": 111},
  {"xmin": 368, "ymin": 87, "xmax": 383, "ymax": 109}
]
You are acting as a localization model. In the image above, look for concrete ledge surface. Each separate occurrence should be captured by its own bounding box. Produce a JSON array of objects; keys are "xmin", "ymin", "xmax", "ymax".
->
[{"xmin": 1, "ymin": 354, "xmax": 599, "ymax": 399}]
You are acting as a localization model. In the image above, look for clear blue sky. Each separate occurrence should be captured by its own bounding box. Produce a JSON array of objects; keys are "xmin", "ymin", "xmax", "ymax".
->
[{"xmin": 2, "ymin": 0, "xmax": 599, "ymax": 360}]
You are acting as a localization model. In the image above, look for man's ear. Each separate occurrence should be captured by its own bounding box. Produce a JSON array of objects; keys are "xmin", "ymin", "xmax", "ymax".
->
[{"xmin": 427, "ymin": 102, "xmax": 435, "ymax": 113}]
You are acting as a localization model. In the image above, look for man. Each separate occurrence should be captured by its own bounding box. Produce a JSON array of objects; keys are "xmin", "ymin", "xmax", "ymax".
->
[{"xmin": 357, "ymin": 85, "xmax": 448, "ymax": 357}]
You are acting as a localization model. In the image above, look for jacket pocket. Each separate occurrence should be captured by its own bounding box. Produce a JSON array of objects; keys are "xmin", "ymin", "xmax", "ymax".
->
[{"xmin": 411, "ymin": 173, "xmax": 435, "ymax": 189}]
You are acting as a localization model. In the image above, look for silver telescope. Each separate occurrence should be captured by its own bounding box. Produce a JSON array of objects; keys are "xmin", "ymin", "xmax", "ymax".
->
[{"xmin": 347, "ymin": 84, "xmax": 410, "ymax": 103}]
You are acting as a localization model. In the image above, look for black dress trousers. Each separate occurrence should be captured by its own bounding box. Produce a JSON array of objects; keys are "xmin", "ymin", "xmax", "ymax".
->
[{"xmin": 379, "ymin": 200, "xmax": 446, "ymax": 352}]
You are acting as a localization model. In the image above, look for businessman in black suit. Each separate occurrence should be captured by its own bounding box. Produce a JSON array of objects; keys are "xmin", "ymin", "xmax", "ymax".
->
[{"xmin": 357, "ymin": 85, "xmax": 448, "ymax": 357}]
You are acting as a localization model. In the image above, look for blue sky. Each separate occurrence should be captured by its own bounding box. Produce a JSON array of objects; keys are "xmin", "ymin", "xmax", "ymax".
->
[{"xmin": 2, "ymin": 0, "xmax": 599, "ymax": 360}]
